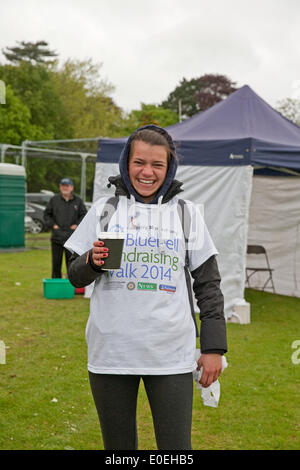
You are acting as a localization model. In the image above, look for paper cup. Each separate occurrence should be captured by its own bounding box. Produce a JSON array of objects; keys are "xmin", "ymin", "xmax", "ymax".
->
[{"xmin": 98, "ymin": 232, "xmax": 125, "ymax": 270}]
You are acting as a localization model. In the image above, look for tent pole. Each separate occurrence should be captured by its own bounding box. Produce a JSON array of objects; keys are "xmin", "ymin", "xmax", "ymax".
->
[
  {"xmin": 178, "ymin": 99, "xmax": 182, "ymax": 123},
  {"xmin": 1, "ymin": 144, "xmax": 7, "ymax": 163},
  {"xmin": 80, "ymin": 154, "xmax": 88, "ymax": 203},
  {"xmin": 21, "ymin": 140, "xmax": 28, "ymax": 167}
]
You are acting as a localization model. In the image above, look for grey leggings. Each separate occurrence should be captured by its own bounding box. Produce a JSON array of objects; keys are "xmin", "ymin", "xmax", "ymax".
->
[{"xmin": 88, "ymin": 372, "xmax": 193, "ymax": 450}]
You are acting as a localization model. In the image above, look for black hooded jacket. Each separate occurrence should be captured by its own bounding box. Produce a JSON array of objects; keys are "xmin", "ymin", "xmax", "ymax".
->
[
  {"xmin": 44, "ymin": 193, "xmax": 87, "ymax": 244},
  {"xmin": 67, "ymin": 125, "xmax": 227, "ymax": 354}
]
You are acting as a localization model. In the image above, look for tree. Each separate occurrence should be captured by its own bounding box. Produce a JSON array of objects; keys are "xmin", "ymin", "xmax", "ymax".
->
[
  {"xmin": 0, "ymin": 45, "xmax": 71, "ymax": 193},
  {"xmin": 2, "ymin": 40, "xmax": 58, "ymax": 65},
  {"xmin": 0, "ymin": 60, "xmax": 70, "ymax": 140},
  {"xmin": 0, "ymin": 85, "xmax": 40, "ymax": 144},
  {"xmin": 120, "ymin": 103, "xmax": 179, "ymax": 135},
  {"xmin": 0, "ymin": 47, "xmax": 124, "ymax": 197},
  {"xmin": 194, "ymin": 74, "xmax": 237, "ymax": 111},
  {"xmin": 34, "ymin": 58, "xmax": 123, "ymax": 198},
  {"xmin": 161, "ymin": 74, "xmax": 237, "ymax": 118},
  {"xmin": 276, "ymin": 98, "xmax": 300, "ymax": 127},
  {"xmin": 161, "ymin": 77, "xmax": 202, "ymax": 119},
  {"xmin": 50, "ymin": 58, "xmax": 123, "ymax": 139}
]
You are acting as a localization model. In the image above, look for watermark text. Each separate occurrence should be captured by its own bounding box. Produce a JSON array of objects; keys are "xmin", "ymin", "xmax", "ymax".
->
[{"xmin": 291, "ymin": 340, "xmax": 300, "ymax": 365}]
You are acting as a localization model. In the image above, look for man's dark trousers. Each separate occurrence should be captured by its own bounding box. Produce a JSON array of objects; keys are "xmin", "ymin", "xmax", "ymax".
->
[{"xmin": 51, "ymin": 241, "xmax": 72, "ymax": 278}]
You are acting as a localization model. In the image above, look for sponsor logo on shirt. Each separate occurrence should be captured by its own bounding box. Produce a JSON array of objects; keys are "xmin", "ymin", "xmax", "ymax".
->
[
  {"xmin": 137, "ymin": 282, "xmax": 157, "ymax": 291},
  {"xmin": 109, "ymin": 224, "xmax": 125, "ymax": 232},
  {"xmin": 159, "ymin": 284, "xmax": 176, "ymax": 293}
]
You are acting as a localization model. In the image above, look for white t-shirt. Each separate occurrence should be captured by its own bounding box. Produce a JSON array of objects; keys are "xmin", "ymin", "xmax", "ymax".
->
[{"xmin": 64, "ymin": 195, "xmax": 218, "ymax": 375}]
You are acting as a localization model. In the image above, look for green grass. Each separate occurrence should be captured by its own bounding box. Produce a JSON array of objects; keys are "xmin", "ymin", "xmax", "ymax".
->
[{"xmin": 0, "ymin": 243, "xmax": 300, "ymax": 450}]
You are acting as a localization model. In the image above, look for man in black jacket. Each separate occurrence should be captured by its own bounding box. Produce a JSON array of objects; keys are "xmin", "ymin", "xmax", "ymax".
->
[{"xmin": 44, "ymin": 178, "xmax": 87, "ymax": 278}]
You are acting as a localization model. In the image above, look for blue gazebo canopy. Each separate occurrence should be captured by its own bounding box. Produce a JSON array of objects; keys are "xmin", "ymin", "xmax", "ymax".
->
[{"xmin": 98, "ymin": 85, "xmax": 300, "ymax": 171}]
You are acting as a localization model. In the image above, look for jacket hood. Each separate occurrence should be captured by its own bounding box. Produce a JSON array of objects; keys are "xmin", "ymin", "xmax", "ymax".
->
[{"xmin": 118, "ymin": 124, "xmax": 179, "ymax": 204}]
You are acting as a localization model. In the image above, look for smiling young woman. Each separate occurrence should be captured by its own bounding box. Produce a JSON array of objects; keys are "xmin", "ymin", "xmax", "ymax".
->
[
  {"xmin": 127, "ymin": 127, "xmax": 177, "ymax": 204},
  {"xmin": 128, "ymin": 141, "xmax": 168, "ymax": 203},
  {"xmin": 66, "ymin": 124, "xmax": 227, "ymax": 451}
]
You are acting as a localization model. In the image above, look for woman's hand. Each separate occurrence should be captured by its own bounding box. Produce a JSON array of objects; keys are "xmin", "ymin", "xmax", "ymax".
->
[
  {"xmin": 197, "ymin": 353, "xmax": 222, "ymax": 388},
  {"xmin": 92, "ymin": 240, "xmax": 109, "ymax": 267}
]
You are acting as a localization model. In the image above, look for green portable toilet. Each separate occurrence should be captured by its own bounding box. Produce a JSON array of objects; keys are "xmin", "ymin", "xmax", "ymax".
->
[{"xmin": 0, "ymin": 163, "xmax": 26, "ymax": 248}]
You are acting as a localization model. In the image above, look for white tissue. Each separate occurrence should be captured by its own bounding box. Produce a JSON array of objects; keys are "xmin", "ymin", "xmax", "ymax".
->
[
  {"xmin": 192, "ymin": 349, "xmax": 228, "ymax": 408},
  {"xmin": 0, "ymin": 340, "xmax": 6, "ymax": 364}
]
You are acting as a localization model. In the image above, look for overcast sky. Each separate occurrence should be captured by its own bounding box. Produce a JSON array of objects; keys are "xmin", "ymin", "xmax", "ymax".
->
[{"xmin": 1, "ymin": 0, "xmax": 300, "ymax": 113}]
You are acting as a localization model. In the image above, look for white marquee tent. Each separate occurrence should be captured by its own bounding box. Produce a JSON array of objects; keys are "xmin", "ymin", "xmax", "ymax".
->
[{"xmin": 93, "ymin": 85, "xmax": 300, "ymax": 318}]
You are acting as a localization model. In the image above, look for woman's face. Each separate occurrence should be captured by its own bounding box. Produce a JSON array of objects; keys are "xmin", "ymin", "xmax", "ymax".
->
[{"xmin": 128, "ymin": 140, "xmax": 168, "ymax": 203}]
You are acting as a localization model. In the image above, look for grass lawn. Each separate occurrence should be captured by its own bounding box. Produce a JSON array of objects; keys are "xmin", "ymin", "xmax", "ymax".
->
[{"xmin": 0, "ymin": 242, "xmax": 300, "ymax": 450}]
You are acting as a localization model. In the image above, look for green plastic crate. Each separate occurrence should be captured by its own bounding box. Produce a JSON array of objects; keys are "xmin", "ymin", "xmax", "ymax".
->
[{"xmin": 43, "ymin": 278, "xmax": 75, "ymax": 299}]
